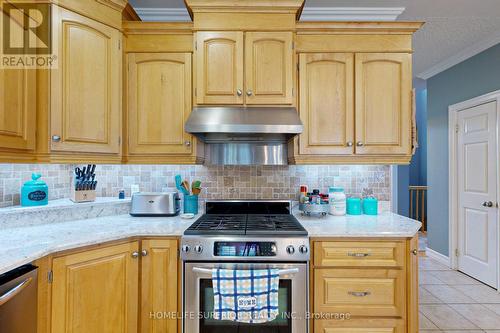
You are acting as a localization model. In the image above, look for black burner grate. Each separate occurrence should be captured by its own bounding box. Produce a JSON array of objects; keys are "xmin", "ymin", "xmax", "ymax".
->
[{"xmin": 184, "ymin": 213, "xmax": 307, "ymax": 236}]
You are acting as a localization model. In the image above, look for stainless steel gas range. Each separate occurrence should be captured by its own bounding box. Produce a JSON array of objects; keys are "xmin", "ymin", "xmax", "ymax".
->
[{"xmin": 181, "ymin": 200, "xmax": 309, "ymax": 333}]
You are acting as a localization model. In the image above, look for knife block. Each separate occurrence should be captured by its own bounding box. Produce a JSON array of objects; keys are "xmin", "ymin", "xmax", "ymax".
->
[{"xmin": 70, "ymin": 187, "xmax": 96, "ymax": 203}]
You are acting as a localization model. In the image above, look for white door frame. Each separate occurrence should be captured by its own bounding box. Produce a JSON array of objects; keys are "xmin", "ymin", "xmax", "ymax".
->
[{"xmin": 449, "ymin": 89, "xmax": 500, "ymax": 288}]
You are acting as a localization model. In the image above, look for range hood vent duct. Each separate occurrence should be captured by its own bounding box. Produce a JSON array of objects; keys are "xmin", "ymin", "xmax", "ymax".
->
[{"xmin": 185, "ymin": 107, "xmax": 303, "ymax": 165}]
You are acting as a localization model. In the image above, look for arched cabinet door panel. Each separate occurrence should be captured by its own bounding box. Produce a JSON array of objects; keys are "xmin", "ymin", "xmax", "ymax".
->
[
  {"xmin": 299, "ymin": 53, "xmax": 354, "ymax": 155},
  {"xmin": 50, "ymin": 7, "xmax": 121, "ymax": 154},
  {"xmin": 196, "ymin": 31, "xmax": 243, "ymax": 105},
  {"xmin": 127, "ymin": 53, "xmax": 192, "ymax": 155},
  {"xmin": 355, "ymin": 53, "xmax": 411, "ymax": 155},
  {"xmin": 245, "ymin": 32, "xmax": 294, "ymax": 105}
]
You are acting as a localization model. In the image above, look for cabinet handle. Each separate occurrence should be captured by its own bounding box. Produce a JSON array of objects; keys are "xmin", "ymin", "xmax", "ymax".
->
[
  {"xmin": 246, "ymin": 90, "xmax": 253, "ymax": 96},
  {"xmin": 131, "ymin": 251, "xmax": 139, "ymax": 259},
  {"xmin": 412, "ymin": 249, "xmax": 418, "ymax": 255},
  {"xmin": 52, "ymin": 135, "xmax": 61, "ymax": 142},
  {"xmin": 184, "ymin": 141, "xmax": 191, "ymax": 147},
  {"xmin": 348, "ymin": 291, "xmax": 371, "ymax": 297},
  {"xmin": 347, "ymin": 252, "xmax": 370, "ymax": 257},
  {"xmin": 356, "ymin": 141, "xmax": 364, "ymax": 147},
  {"xmin": 346, "ymin": 141, "xmax": 353, "ymax": 147},
  {"xmin": 141, "ymin": 249, "xmax": 148, "ymax": 257},
  {"xmin": 236, "ymin": 89, "xmax": 243, "ymax": 96}
]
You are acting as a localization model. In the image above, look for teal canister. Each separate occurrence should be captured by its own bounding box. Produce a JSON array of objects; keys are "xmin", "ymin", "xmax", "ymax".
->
[
  {"xmin": 21, "ymin": 173, "xmax": 49, "ymax": 207},
  {"xmin": 363, "ymin": 197, "xmax": 378, "ymax": 215},
  {"xmin": 184, "ymin": 195, "xmax": 199, "ymax": 214},
  {"xmin": 346, "ymin": 197, "xmax": 362, "ymax": 215}
]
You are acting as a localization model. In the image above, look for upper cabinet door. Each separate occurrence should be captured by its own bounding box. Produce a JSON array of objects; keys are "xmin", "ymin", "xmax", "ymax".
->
[
  {"xmin": 0, "ymin": 69, "xmax": 36, "ymax": 151},
  {"xmin": 50, "ymin": 7, "xmax": 121, "ymax": 154},
  {"xmin": 244, "ymin": 32, "xmax": 294, "ymax": 105},
  {"xmin": 196, "ymin": 31, "xmax": 243, "ymax": 105},
  {"xmin": 128, "ymin": 53, "xmax": 192, "ymax": 156},
  {"xmin": 355, "ymin": 53, "xmax": 411, "ymax": 155},
  {"xmin": 299, "ymin": 53, "xmax": 354, "ymax": 155}
]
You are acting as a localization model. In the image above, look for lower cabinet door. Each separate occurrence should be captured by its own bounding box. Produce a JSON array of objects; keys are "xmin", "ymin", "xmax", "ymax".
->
[
  {"xmin": 140, "ymin": 239, "xmax": 178, "ymax": 333},
  {"xmin": 315, "ymin": 318, "xmax": 405, "ymax": 333},
  {"xmin": 51, "ymin": 242, "xmax": 139, "ymax": 333},
  {"xmin": 314, "ymin": 268, "xmax": 405, "ymax": 318}
]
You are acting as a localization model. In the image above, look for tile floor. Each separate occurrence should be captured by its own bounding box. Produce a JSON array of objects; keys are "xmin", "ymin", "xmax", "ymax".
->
[{"xmin": 419, "ymin": 256, "xmax": 500, "ymax": 332}]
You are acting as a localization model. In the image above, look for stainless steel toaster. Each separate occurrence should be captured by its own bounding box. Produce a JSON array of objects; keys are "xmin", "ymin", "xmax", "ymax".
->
[{"xmin": 130, "ymin": 192, "xmax": 180, "ymax": 217}]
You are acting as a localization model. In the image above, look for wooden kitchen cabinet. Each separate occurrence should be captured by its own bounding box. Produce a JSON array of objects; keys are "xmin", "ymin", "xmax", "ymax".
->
[
  {"xmin": 292, "ymin": 51, "xmax": 413, "ymax": 164},
  {"xmin": 49, "ymin": 6, "xmax": 122, "ymax": 155},
  {"xmin": 51, "ymin": 241, "xmax": 139, "ymax": 333},
  {"xmin": 127, "ymin": 53, "xmax": 193, "ymax": 157},
  {"xmin": 196, "ymin": 31, "xmax": 244, "ymax": 105},
  {"xmin": 298, "ymin": 53, "xmax": 354, "ymax": 155},
  {"xmin": 195, "ymin": 31, "xmax": 294, "ymax": 105},
  {"xmin": 310, "ymin": 238, "xmax": 418, "ymax": 332},
  {"xmin": 0, "ymin": 68, "xmax": 36, "ymax": 155},
  {"xmin": 140, "ymin": 239, "xmax": 179, "ymax": 333},
  {"xmin": 355, "ymin": 53, "xmax": 412, "ymax": 155},
  {"xmin": 244, "ymin": 32, "xmax": 294, "ymax": 105}
]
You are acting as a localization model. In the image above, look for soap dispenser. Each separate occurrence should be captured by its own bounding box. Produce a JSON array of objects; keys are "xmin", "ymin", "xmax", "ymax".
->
[{"xmin": 21, "ymin": 173, "xmax": 49, "ymax": 207}]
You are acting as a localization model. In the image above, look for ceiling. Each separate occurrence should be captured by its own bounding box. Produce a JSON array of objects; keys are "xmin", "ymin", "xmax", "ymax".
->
[{"xmin": 129, "ymin": 0, "xmax": 500, "ymax": 79}]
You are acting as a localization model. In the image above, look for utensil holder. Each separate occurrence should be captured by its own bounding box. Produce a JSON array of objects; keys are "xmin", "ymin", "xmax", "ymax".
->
[
  {"xmin": 70, "ymin": 187, "xmax": 96, "ymax": 203},
  {"xmin": 184, "ymin": 195, "xmax": 198, "ymax": 214}
]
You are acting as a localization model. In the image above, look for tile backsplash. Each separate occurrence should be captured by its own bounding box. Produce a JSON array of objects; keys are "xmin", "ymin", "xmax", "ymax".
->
[{"xmin": 0, "ymin": 164, "xmax": 391, "ymax": 207}]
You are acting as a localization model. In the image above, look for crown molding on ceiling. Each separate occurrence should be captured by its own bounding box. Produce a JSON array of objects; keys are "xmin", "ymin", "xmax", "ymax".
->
[
  {"xmin": 134, "ymin": 8, "xmax": 191, "ymax": 21},
  {"xmin": 134, "ymin": 6, "xmax": 405, "ymax": 22},
  {"xmin": 417, "ymin": 32, "xmax": 500, "ymax": 79},
  {"xmin": 300, "ymin": 7, "xmax": 405, "ymax": 21}
]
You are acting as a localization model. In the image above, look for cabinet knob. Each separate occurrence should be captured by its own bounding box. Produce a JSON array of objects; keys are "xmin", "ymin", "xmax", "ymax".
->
[
  {"xmin": 412, "ymin": 249, "xmax": 418, "ymax": 255},
  {"xmin": 246, "ymin": 90, "xmax": 253, "ymax": 97},
  {"xmin": 184, "ymin": 141, "xmax": 191, "ymax": 147},
  {"xmin": 356, "ymin": 141, "xmax": 364, "ymax": 147},
  {"xmin": 141, "ymin": 249, "xmax": 148, "ymax": 257},
  {"xmin": 236, "ymin": 89, "xmax": 243, "ymax": 96},
  {"xmin": 483, "ymin": 201, "xmax": 494, "ymax": 208},
  {"xmin": 346, "ymin": 141, "xmax": 353, "ymax": 147},
  {"xmin": 131, "ymin": 251, "xmax": 139, "ymax": 259},
  {"xmin": 52, "ymin": 135, "xmax": 61, "ymax": 142}
]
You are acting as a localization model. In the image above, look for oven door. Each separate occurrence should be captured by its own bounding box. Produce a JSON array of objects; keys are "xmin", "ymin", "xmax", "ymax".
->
[{"xmin": 184, "ymin": 262, "xmax": 308, "ymax": 333}]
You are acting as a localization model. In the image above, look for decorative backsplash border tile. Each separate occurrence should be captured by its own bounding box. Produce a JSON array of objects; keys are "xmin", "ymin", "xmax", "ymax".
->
[{"xmin": 0, "ymin": 164, "xmax": 391, "ymax": 207}]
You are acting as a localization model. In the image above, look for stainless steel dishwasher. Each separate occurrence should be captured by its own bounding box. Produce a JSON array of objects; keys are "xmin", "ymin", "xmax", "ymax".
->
[{"xmin": 0, "ymin": 264, "xmax": 38, "ymax": 333}]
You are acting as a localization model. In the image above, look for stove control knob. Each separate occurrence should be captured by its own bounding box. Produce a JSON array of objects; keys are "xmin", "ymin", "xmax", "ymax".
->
[
  {"xmin": 299, "ymin": 245, "xmax": 308, "ymax": 254},
  {"xmin": 270, "ymin": 244, "xmax": 277, "ymax": 254},
  {"xmin": 181, "ymin": 245, "xmax": 190, "ymax": 253},
  {"xmin": 286, "ymin": 245, "xmax": 295, "ymax": 255},
  {"xmin": 194, "ymin": 245, "xmax": 203, "ymax": 254}
]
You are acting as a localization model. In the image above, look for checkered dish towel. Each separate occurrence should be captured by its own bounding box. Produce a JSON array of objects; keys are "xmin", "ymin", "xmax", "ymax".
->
[{"xmin": 212, "ymin": 268, "xmax": 279, "ymax": 323}]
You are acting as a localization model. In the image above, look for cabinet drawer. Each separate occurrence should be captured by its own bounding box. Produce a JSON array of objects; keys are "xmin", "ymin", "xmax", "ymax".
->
[
  {"xmin": 315, "ymin": 318, "xmax": 405, "ymax": 333},
  {"xmin": 314, "ymin": 269, "xmax": 405, "ymax": 317},
  {"xmin": 314, "ymin": 241, "xmax": 404, "ymax": 267}
]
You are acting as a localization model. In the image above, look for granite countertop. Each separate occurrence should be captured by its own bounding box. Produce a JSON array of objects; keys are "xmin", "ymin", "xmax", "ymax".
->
[{"xmin": 0, "ymin": 211, "xmax": 421, "ymax": 275}]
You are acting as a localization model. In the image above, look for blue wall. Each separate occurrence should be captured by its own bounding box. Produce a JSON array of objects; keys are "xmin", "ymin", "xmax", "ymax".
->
[
  {"xmin": 427, "ymin": 43, "xmax": 500, "ymax": 256},
  {"xmin": 397, "ymin": 79, "xmax": 427, "ymax": 217}
]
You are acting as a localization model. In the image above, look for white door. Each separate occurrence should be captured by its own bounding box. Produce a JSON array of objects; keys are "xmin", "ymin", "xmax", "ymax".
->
[{"xmin": 457, "ymin": 100, "xmax": 498, "ymax": 287}]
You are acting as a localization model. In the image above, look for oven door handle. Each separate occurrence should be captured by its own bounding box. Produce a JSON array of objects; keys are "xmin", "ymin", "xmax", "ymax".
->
[{"xmin": 192, "ymin": 267, "xmax": 300, "ymax": 276}]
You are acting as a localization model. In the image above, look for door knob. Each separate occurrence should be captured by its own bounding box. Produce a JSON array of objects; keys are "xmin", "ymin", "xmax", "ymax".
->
[
  {"xmin": 246, "ymin": 90, "xmax": 253, "ymax": 96},
  {"xmin": 52, "ymin": 135, "xmax": 61, "ymax": 142},
  {"xmin": 483, "ymin": 201, "xmax": 494, "ymax": 207},
  {"xmin": 236, "ymin": 89, "xmax": 243, "ymax": 96}
]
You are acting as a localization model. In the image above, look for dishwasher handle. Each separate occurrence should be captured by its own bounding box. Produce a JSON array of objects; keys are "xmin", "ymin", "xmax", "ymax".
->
[{"xmin": 0, "ymin": 277, "xmax": 32, "ymax": 306}]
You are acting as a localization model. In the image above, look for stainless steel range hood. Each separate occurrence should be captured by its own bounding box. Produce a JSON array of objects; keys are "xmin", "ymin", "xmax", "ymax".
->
[{"xmin": 185, "ymin": 107, "xmax": 303, "ymax": 165}]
